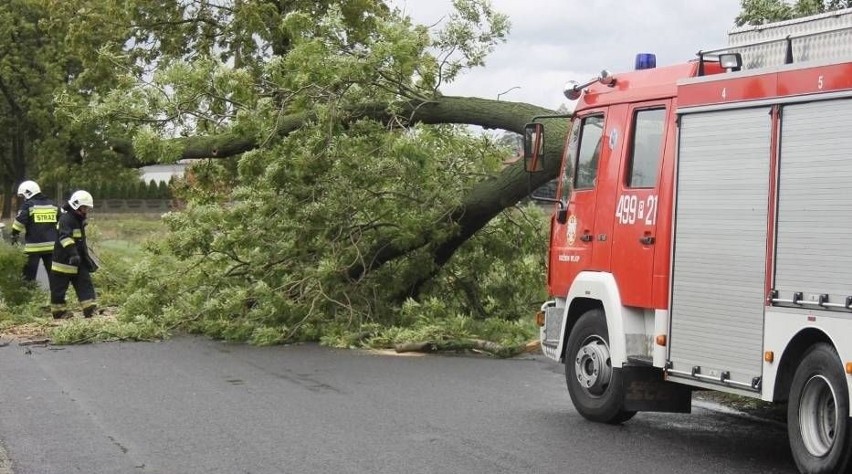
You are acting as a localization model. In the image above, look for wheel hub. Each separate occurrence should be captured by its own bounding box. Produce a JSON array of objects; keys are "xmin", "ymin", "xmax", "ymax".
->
[
  {"xmin": 799, "ymin": 375, "xmax": 838, "ymax": 457},
  {"xmin": 574, "ymin": 338, "xmax": 612, "ymax": 396}
]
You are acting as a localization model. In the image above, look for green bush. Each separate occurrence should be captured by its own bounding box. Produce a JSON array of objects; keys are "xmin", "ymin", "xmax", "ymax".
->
[{"xmin": 0, "ymin": 242, "xmax": 40, "ymax": 307}]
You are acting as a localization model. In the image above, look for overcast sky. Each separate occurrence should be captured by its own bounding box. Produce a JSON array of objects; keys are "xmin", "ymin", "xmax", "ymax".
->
[{"xmin": 390, "ymin": 0, "xmax": 744, "ymax": 110}]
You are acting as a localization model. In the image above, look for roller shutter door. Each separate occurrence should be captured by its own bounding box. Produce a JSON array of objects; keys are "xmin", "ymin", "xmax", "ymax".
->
[
  {"xmin": 774, "ymin": 99, "xmax": 852, "ymax": 308},
  {"xmin": 668, "ymin": 107, "xmax": 770, "ymax": 390}
]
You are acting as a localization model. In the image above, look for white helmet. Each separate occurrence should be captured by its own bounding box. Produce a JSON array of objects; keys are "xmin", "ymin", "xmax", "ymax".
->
[
  {"xmin": 69, "ymin": 190, "xmax": 94, "ymax": 210},
  {"xmin": 17, "ymin": 180, "xmax": 40, "ymax": 199}
]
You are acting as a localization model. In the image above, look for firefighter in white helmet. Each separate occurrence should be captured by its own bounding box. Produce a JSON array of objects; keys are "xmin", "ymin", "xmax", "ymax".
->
[
  {"xmin": 10, "ymin": 180, "xmax": 58, "ymax": 282},
  {"xmin": 50, "ymin": 190, "xmax": 97, "ymax": 319}
]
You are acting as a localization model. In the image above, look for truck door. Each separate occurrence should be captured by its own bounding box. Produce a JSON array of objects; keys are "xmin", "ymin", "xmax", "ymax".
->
[
  {"xmin": 667, "ymin": 106, "xmax": 771, "ymax": 391},
  {"xmin": 549, "ymin": 113, "xmax": 607, "ymax": 297},
  {"xmin": 609, "ymin": 105, "xmax": 668, "ymax": 308}
]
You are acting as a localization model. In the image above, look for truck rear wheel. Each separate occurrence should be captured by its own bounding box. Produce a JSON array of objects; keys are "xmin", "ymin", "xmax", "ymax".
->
[
  {"xmin": 788, "ymin": 343, "xmax": 852, "ymax": 474},
  {"xmin": 565, "ymin": 309, "xmax": 635, "ymax": 424}
]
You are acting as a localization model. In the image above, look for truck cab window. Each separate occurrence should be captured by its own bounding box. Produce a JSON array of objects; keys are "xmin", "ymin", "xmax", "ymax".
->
[
  {"xmin": 627, "ymin": 108, "xmax": 665, "ymax": 188},
  {"xmin": 574, "ymin": 115, "xmax": 605, "ymax": 189}
]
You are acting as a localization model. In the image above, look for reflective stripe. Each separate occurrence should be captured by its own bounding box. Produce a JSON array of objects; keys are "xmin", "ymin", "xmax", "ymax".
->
[
  {"xmin": 72, "ymin": 229, "xmax": 82, "ymax": 238},
  {"xmin": 30, "ymin": 206, "xmax": 57, "ymax": 223},
  {"xmin": 60, "ymin": 237, "xmax": 75, "ymax": 247},
  {"xmin": 51, "ymin": 304, "xmax": 67, "ymax": 311},
  {"xmin": 11, "ymin": 221, "xmax": 24, "ymax": 232},
  {"xmin": 80, "ymin": 300, "xmax": 96, "ymax": 309},
  {"xmin": 24, "ymin": 242, "xmax": 53, "ymax": 253},
  {"xmin": 51, "ymin": 262, "xmax": 77, "ymax": 274}
]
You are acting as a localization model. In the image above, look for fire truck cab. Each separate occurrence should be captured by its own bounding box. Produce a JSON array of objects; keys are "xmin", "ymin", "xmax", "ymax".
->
[{"xmin": 526, "ymin": 10, "xmax": 852, "ymax": 474}]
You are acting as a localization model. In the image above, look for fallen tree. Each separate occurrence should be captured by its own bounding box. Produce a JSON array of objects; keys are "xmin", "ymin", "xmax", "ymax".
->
[
  {"xmin": 111, "ymin": 95, "xmax": 565, "ymax": 300},
  {"xmin": 70, "ymin": 0, "xmax": 572, "ymax": 343}
]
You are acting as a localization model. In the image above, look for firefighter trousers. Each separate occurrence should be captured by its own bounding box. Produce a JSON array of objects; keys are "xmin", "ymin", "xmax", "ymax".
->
[
  {"xmin": 50, "ymin": 266, "xmax": 96, "ymax": 318},
  {"xmin": 23, "ymin": 252, "xmax": 52, "ymax": 282}
]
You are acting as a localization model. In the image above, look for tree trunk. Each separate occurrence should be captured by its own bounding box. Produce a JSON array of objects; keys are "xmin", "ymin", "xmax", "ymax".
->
[
  {"xmin": 2, "ymin": 182, "xmax": 12, "ymax": 220},
  {"xmin": 345, "ymin": 101, "xmax": 568, "ymax": 288},
  {"xmin": 4, "ymin": 128, "xmax": 27, "ymax": 219},
  {"xmin": 110, "ymin": 96, "xmax": 558, "ymax": 166},
  {"xmin": 111, "ymin": 95, "xmax": 570, "ymax": 290}
]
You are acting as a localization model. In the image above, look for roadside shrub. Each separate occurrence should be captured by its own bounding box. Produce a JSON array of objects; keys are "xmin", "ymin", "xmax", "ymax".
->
[{"xmin": 0, "ymin": 243, "xmax": 40, "ymax": 307}]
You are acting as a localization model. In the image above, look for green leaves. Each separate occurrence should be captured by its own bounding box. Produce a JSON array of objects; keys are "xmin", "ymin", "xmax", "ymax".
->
[
  {"xmin": 0, "ymin": 243, "xmax": 39, "ymax": 308},
  {"xmin": 431, "ymin": 0, "xmax": 509, "ymax": 84},
  {"xmin": 736, "ymin": 0, "xmax": 852, "ymax": 26},
  {"xmin": 0, "ymin": 0, "xmax": 144, "ymax": 193},
  {"xmin": 118, "ymin": 107, "xmax": 547, "ymax": 344}
]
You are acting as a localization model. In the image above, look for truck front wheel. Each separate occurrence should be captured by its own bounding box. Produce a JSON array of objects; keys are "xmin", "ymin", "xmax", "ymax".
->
[
  {"xmin": 565, "ymin": 309, "xmax": 635, "ymax": 424},
  {"xmin": 788, "ymin": 343, "xmax": 852, "ymax": 474}
]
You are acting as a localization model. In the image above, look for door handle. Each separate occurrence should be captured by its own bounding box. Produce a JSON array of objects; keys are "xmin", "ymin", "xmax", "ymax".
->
[
  {"xmin": 580, "ymin": 233, "xmax": 593, "ymax": 242},
  {"xmin": 639, "ymin": 236, "xmax": 655, "ymax": 245}
]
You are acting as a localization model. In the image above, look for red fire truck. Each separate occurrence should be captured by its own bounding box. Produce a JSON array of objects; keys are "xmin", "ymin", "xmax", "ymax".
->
[{"xmin": 524, "ymin": 10, "xmax": 852, "ymax": 474}]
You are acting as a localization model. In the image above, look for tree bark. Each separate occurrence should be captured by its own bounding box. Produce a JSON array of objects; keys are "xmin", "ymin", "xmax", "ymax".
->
[{"xmin": 110, "ymin": 96, "xmax": 558, "ymax": 165}]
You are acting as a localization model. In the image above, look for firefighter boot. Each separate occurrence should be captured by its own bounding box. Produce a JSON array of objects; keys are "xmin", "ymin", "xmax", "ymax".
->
[
  {"xmin": 83, "ymin": 305, "xmax": 97, "ymax": 318},
  {"xmin": 52, "ymin": 310, "xmax": 71, "ymax": 320}
]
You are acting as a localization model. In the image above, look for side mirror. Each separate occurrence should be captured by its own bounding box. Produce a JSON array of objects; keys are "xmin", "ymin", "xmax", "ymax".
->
[
  {"xmin": 556, "ymin": 208, "xmax": 569, "ymax": 224},
  {"xmin": 523, "ymin": 122, "xmax": 544, "ymax": 172}
]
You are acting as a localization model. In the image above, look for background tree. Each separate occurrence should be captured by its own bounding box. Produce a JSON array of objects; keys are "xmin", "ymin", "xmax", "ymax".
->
[
  {"xmin": 736, "ymin": 0, "xmax": 852, "ymax": 26},
  {"xmin": 0, "ymin": 0, "xmax": 146, "ymax": 216}
]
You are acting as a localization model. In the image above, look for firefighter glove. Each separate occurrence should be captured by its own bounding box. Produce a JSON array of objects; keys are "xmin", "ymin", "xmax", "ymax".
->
[
  {"xmin": 9, "ymin": 233, "xmax": 18, "ymax": 245},
  {"xmin": 68, "ymin": 255, "xmax": 81, "ymax": 266}
]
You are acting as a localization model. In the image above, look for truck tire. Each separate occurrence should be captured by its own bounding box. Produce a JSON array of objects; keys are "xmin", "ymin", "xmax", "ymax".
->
[
  {"xmin": 788, "ymin": 343, "xmax": 852, "ymax": 474},
  {"xmin": 565, "ymin": 309, "xmax": 635, "ymax": 424}
]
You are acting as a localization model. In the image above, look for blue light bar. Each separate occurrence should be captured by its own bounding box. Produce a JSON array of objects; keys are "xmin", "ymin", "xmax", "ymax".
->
[{"xmin": 635, "ymin": 53, "xmax": 657, "ymax": 70}]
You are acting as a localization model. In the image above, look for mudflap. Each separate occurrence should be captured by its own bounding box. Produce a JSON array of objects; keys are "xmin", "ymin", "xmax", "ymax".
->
[{"xmin": 621, "ymin": 366, "xmax": 692, "ymax": 413}]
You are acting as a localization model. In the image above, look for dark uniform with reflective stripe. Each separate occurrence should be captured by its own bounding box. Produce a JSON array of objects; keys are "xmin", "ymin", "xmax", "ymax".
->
[
  {"xmin": 11, "ymin": 194, "xmax": 58, "ymax": 281},
  {"xmin": 50, "ymin": 204, "xmax": 96, "ymax": 318}
]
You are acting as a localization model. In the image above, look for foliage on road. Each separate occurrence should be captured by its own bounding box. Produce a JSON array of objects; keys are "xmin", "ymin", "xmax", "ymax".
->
[{"xmin": 0, "ymin": 213, "xmax": 542, "ymax": 355}]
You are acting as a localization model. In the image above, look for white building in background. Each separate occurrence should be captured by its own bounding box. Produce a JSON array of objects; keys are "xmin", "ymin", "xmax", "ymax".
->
[{"xmin": 138, "ymin": 163, "xmax": 188, "ymax": 184}]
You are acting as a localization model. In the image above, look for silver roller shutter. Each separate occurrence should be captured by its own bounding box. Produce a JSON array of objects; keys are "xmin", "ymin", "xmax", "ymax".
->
[
  {"xmin": 774, "ymin": 99, "xmax": 852, "ymax": 309},
  {"xmin": 668, "ymin": 107, "xmax": 771, "ymax": 390}
]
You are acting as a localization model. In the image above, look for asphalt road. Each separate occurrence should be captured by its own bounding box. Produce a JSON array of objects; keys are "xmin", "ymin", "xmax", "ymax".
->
[{"xmin": 0, "ymin": 337, "xmax": 797, "ymax": 474}]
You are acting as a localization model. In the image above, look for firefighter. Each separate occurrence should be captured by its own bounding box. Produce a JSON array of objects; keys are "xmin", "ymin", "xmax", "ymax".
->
[
  {"xmin": 50, "ymin": 190, "xmax": 97, "ymax": 319},
  {"xmin": 10, "ymin": 180, "xmax": 58, "ymax": 282}
]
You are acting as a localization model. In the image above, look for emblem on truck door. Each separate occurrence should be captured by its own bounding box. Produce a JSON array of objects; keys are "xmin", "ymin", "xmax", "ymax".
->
[{"xmin": 567, "ymin": 215, "xmax": 577, "ymax": 245}]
